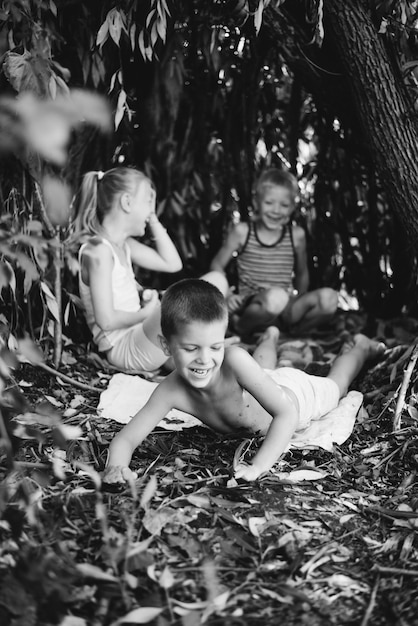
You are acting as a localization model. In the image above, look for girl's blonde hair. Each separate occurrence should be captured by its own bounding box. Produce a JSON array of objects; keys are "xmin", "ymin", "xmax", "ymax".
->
[
  {"xmin": 254, "ymin": 168, "xmax": 299, "ymax": 203},
  {"xmin": 72, "ymin": 167, "xmax": 150, "ymax": 238}
]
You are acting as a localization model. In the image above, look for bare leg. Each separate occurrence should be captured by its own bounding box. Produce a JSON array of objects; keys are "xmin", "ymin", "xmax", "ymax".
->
[
  {"xmin": 252, "ymin": 326, "xmax": 280, "ymax": 369},
  {"xmin": 234, "ymin": 288, "xmax": 289, "ymax": 335},
  {"xmin": 201, "ymin": 270, "xmax": 229, "ymax": 297},
  {"xmin": 141, "ymin": 301, "xmax": 173, "ymax": 370},
  {"xmin": 283, "ymin": 288, "xmax": 338, "ymax": 332},
  {"xmin": 327, "ymin": 334, "xmax": 385, "ymax": 398},
  {"xmin": 142, "ymin": 300, "xmax": 163, "ymax": 345}
]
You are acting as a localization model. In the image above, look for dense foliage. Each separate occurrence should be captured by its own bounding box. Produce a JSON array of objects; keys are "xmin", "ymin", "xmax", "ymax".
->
[
  {"xmin": 1, "ymin": 3, "xmax": 418, "ymax": 625},
  {"xmin": 2, "ymin": 1, "xmax": 418, "ymax": 358}
]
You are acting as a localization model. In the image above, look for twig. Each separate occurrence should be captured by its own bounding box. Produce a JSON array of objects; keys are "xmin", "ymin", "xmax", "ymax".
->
[
  {"xmin": 368, "ymin": 383, "xmax": 400, "ymax": 422},
  {"xmin": 393, "ymin": 343, "xmax": 418, "ymax": 431},
  {"xmin": 363, "ymin": 505, "xmax": 418, "ymax": 520},
  {"xmin": 360, "ymin": 575, "xmax": 380, "ymax": 626},
  {"xmin": 15, "ymin": 461, "xmax": 49, "ymax": 469},
  {"xmin": 35, "ymin": 361, "xmax": 103, "ymax": 393},
  {"xmin": 52, "ymin": 233, "xmax": 63, "ymax": 369},
  {"xmin": 374, "ymin": 565, "xmax": 418, "ymax": 577}
]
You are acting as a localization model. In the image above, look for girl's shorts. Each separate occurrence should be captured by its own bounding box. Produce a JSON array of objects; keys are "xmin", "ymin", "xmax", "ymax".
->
[
  {"xmin": 265, "ymin": 367, "xmax": 340, "ymax": 431},
  {"xmin": 106, "ymin": 323, "xmax": 167, "ymax": 373}
]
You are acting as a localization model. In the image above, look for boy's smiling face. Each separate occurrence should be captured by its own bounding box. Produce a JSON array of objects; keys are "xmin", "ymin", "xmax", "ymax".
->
[
  {"xmin": 163, "ymin": 319, "xmax": 228, "ymax": 388},
  {"xmin": 257, "ymin": 184, "xmax": 294, "ymax": 231}
]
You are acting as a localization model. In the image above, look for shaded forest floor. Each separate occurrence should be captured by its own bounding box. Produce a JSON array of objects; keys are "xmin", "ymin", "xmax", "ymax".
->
[{"xmin": 1, "ymin": 311, "xmax": 418, "ymax": 626}]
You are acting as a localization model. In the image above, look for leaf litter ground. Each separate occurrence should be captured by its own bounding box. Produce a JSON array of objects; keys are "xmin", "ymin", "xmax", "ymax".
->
[{"xmin": 1, "ymin": 311, "xmax": 418, "ymax": 626}]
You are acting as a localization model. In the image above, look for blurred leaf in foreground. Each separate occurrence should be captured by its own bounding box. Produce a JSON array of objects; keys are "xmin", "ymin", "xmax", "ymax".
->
[{"xmin": 0, "ymin": 90, "xmax": 111, "ymax": 166}]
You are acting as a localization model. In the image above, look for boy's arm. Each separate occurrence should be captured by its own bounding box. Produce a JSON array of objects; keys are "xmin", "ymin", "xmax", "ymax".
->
[
  {"xmin": 210, "ymin": 223, "xmax": 248, "ymax": 273},
  {"xmin": 292, "ymin": 226, "xmax": 310, "ymax": 295},
  {"xmin": 103, "ymin": 379, "xmax": 177, "ymax": 484},
  {"xmin": 235, "ymin": 405, "xmax": 299, "ymax": 481},
  {"xmin": 226, "ymin": 348, "xmax": 299, "ymax": 481}
]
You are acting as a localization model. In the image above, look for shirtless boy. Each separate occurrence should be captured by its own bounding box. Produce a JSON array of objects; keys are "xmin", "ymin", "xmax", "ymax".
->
[{"xmin": 103, "ymin": 279, "xmax": 383, "ymax": 486}]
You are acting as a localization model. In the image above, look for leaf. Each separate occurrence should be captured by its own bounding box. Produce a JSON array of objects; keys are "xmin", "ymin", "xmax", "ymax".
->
[
  {"xmin": 146, "ymin": 9, "xmax": 156, "ymax": 28},
  {"xmin": 126, "ymin": 537, "xmax": 154, "ymax": 560},
  {"xmin": 3, "ymin": 50, "xmax": 32, "ymax": 92},
  {"xmin": 76, "ymin": 563, "xmax": 117, "ymax": 582},
  {"xmin": 56, "ymin": 424, "xmax": 83, "ymax": 440},
  {"xmin": 138, "ymin": 29, "xmax": 146, "ymax": 59},
  {"xmin": 108, "ymin": 9, "xmax": 124, "ymax": 46},
  {"xmin": 59, "ymin": 617, "xmax": 87, "ymax": 626},
  {"xmin": 328, "ymin": 573, "xmax": 368, "ymax": 592},
  {"xmin": 159, "ymin": 566, "xmax": 175, "ymax": 589},
  {"xmin": 42, "ymin": 175, "xmax": 71, "ymax": 227},
  {"xmin": 65, "ymin": 89, "xmax": 111, "ymax": 130},
  {"xmin": 130, "ymin": 23, "xmax": 136, "ymax": 50},
  {"xmin": 248, "ymin": 516, "xmax": 267, "ymax": 537},
  {"xmin": 142, "ymin": 507, "xmax": 190, "ymax": 536},
  {"xmin": 156, "ymin": 16, "xmax": 167, "ymax": 42},
  {"xmin": 117, "ymin": 607, "xmax": 163, "ymax": 624},
  {"xmin": 49, "ymin": 0, "xmax": 57, "ymax": 17},
  {"xmin": 186, "ymin": 493, "xmax": 211, "ymax": 508},
  {"xmin": 115, "ymin": 89, "xmax": 127, "ymax": 130},
  {"xmin": 254, "ymin": 0, "xmax": 264, "ymax": 34},
  {"xmin": 96, "ymin": 19, "xmax": 109, "ymax": 47},
  {"xmin": 233, "ymin": 438, "xmax": 252, "ymax": 469},
  {"xmin": 140, "ymin": 474, "xmax": 157, "ymax": 509},
  {"xmin": 272, "ymin": 469, "xmax": 326, "ymax": 483},
  {"xmin": 0, "ymin": 260, "xmax": 16, "ymax": 292},
  {"xmin": 3, "ymin": 50, "xmax": 50, "ymax": 96},
  {"xmin": 49, "ymin": 75, "xmax": 57, "ymax": 99},
  {"xmin": 40, "ymin": 281, "xmax": 60, "ymax": 322},
  {"xmin": 17, "ymin": 336, "xmax": 44, "ymax": 365}
]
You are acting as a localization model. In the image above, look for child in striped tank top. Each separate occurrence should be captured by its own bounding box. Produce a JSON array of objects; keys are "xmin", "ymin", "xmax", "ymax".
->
[{"xmin": 210, "ymin": 168, "xmax": 338, "ymax": 337}]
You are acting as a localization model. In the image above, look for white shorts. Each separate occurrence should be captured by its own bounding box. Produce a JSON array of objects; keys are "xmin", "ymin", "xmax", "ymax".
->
[
  {"xmin": 106, "ymin": 323, "xmax": 167, "ymax": 373},
  {"xmin": 265, "ymin": 367, "xmax": 340, "ymax": 431}
]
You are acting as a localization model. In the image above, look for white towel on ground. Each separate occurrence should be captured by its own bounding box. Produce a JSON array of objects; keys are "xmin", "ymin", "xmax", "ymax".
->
[{"xmin": 97, "ymin": 372, "xmax": 363, "ymax": 451}]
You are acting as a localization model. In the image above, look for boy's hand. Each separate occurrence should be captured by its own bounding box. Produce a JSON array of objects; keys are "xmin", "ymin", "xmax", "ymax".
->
[
  {"xmin": 234, "ymin": 462, "xmax": 264, "ymax": 482},
  {"xmin": 227, "ymin": 293, "xmax": 244, "ymax": 314},
  {"xmin": 141, "ymin": 289, "xmax": 159, "ymax": 311},
  {"xmin": 102, "ymin": 465, "xmax": 137, "ymax": 490}
]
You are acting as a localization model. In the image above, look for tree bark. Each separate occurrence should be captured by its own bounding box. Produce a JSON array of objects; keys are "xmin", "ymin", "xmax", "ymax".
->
[{"xmin": 324, "ymin": 0, "xmax": 418, "ymax": 250}]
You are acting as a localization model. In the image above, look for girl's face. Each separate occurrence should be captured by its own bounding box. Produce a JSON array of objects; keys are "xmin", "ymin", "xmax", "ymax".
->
[
  {"xmin": 256, "ymin": 184, "xmax": 294, "ymax": 231},
  {"xmin": 129, "ymin": 179, "xmax": 155, "ymax": 235}
]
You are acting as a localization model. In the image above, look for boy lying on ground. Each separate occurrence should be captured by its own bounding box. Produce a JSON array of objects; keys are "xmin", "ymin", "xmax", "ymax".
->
[{"xmin": 103, "ymin": 279, "xmax": 384, "ymax": 486}]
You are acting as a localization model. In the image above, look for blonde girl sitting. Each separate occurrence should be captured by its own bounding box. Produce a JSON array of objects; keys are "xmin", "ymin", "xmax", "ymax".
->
[{"xmin": 73, "ymin": 166, "xmax": 183, "ymax": 373}]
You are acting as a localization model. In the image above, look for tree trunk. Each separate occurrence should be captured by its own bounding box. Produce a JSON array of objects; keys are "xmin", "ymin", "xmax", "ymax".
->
[{"xmin": 324, "ymin": 0, "xmax": 418, "ymax": 252}]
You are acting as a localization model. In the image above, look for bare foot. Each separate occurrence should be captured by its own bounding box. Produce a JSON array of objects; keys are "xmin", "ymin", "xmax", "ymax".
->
[
  {"xmin": 225, "ymin": 335, "xmax": 241, "ymax": 346},
  {"xmin": 353, "ymin": 333, "xmax": 386, "ymax": 360},
  {"xmin": 256, "ymin": 325, "xmax": 280, "ymax": 346}
]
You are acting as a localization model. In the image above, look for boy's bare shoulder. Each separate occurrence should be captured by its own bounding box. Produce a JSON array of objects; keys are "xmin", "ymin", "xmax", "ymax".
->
[
  {"xmin": 228, "ymin": 221, "xmax": 249, "ymax": 245},
  {"xmin": 153, "ymin": 371, "xmax": 193, "ymax": 407},
  {"xmin": 224, "ymin": 344, "xmax": 255, "ymax": 369},
  {"xmin": 156, "ymin": 371, "xmax": 183, "ymax": 392},
  {"xmin": 291, "ymin": 224, "xmax": 307, "ymax": 246}
]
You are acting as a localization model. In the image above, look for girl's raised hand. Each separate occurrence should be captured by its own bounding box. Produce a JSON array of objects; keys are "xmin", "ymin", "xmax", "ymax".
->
[{"xmin": 148, "ymin": 187, "xmax": 157, "ymax": 218}]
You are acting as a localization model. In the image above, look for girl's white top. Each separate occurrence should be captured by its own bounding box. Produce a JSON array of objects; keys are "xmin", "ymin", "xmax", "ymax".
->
[{"xmin": 78, "ymin": 238, "xmax": 142, "ymax": 352}]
